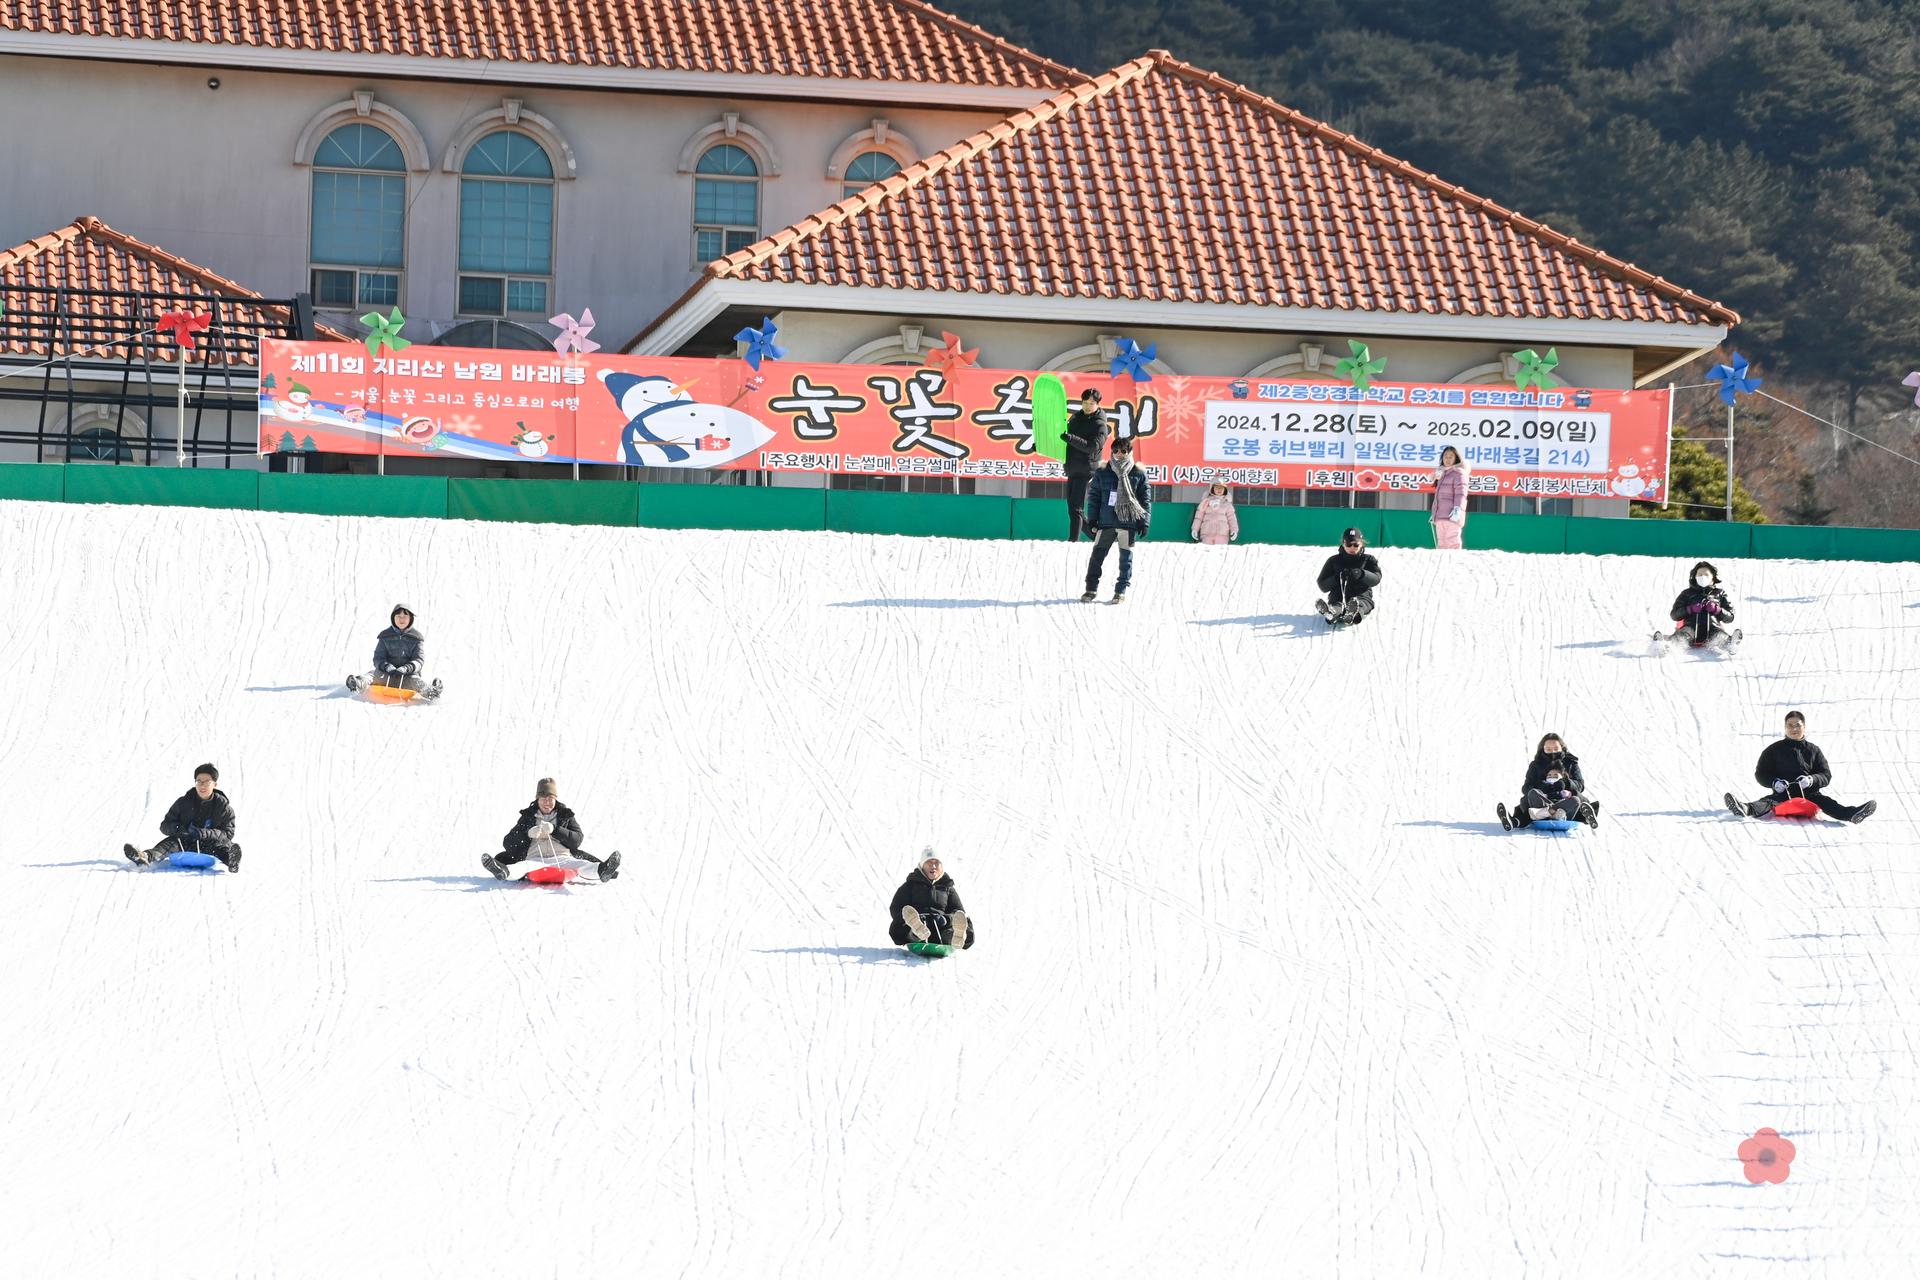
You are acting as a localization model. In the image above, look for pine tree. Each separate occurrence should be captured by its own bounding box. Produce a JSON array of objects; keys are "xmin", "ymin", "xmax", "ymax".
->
[
  {"xmin": 1631, "ymin": 429, "xmax": 1766, "ymax": 523},
  {"xmin": 277, "ymin": 431, "xmax": 297, "ymax": 453},
  {"xmin": 299, "ymin": 434, "xmax": 317, "ymax": 452}
]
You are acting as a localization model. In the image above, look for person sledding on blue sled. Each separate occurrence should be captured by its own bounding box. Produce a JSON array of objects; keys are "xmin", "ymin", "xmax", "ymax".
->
[
  {"xmin": 123, "ymin": 762, "xmax": 242, "ymax": 871},
  {"xmin": 889, "ymin": 849, "xmax": 976, "ymax": 956},
  {"xmin": 1498, "ymin": 733, "xmax": 1599, "ymax": 831}
]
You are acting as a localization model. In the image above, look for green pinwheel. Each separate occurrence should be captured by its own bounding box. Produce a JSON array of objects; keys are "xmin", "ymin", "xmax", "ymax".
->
[
  {"xmin": 360, "ymin": 307, "xmax": 412, "ymax": 357},
  {"xmin": 1335, "ymin": 339, "xmax": 1387, "ymax": 392},
  {"xmin": 1512, "ymin": 347, "xmax": 1562, "ymax": 392}
]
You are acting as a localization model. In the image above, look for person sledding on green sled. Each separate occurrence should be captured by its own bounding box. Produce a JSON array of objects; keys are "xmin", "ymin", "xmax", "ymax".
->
[{"xmin": 889, "ymin": 849, "xmax": 976, "ymax": 955}]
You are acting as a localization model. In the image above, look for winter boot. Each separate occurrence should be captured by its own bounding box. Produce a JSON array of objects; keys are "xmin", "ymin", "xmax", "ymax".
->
[
  {"xmin": 420, "ymin": 678, "xmax": 443, "ymax": 701},
  {"xmin": 1577, "ymin": 801, "xmax": 1599, "ymax": 829},
  {"xmin": 1849, "ymin": 800, "xmax": 1877, "ymax": 824},
  {"xmin": 1111, "ymin": 591, "xmax": 1126, "ymax": 604},
  {"xmin": 224, "ymin": 844, "xmax": 243, "ymax": 874},
  {"xmin": 1724, "ymin": 792, "xmax": 1751, "ymax": 818},
  {"xmin": 598, "ymin": 851, "xmax": 622, "ymax": 882},
  {"xmin": 346, "ymin": 674, "xmax": 362, "ymax": 692},
  {"xmin": 1080, "ymin": 591, "xmax": 1097, "ymax": 604},
  {"xmin": 481, "ymin": 853, "xmax": 509, "ymax": 881},
  {"xmin": 1496, "ymin": 803, "xmax": 1514, "ymax": 831},
  {"xmin": 949, "ymin": 911, "xmax": 969, "ymax": 951},
  {"xmin": 1315, "ymin": 599, "xmax": 1332, "ymax": 620},
  {"xmin": 124, "ymin": 842, "xmax": 148, "ymax": 866},
  {"xmin": 901, "ymin": 905, "xmax": 931, "ymax": 943}
]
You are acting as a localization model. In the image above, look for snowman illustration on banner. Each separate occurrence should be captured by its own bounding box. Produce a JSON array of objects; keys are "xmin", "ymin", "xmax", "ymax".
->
[
  {"xmin": 598, "ymin": 371, "xmax": 774, "ymax": 467},
  {"xmin": 1610, "ymin": 462, "xmax": 1661, "ymax": 500}
]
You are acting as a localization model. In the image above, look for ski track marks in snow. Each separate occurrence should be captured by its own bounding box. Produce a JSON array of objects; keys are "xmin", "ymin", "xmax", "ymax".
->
[{"xmin": 1, "ymin": 502, "xmax": 1918, "ymax": 1278}]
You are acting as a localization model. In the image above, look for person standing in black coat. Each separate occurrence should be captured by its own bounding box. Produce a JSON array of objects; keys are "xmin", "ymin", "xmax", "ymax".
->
[
  {"xmin": 1315, "ymin": 527, "xmax": 1383, "ymax": 624},
  {"xmin": 347, "ymin": 603, "xmax": 443, "ymax": 699},
  {"xmin": 1082, "ymin": 437, "xmax": 1151, "ymax": 604},
  {"xmin": 1726, "ymin": 711, "xmax": 1876, "ymax": 822},
  {"xmin": 124, "ymin": 762, "xmax": 242, "ymax": 872},
  {"xmin": 483, "ymin": 777, "xmax": 621, "ymax": 881},
  {"xmin": 1062, "ymin": 388, "xmax": 1109, "ymax": 543},
  {"xmin": 1662, "ymin": 561, "xmax": 1741, "ymax": 652},
  {"xmin": 1498, "ymin": 733, "xmax": 1598, "ymax": 829},
  {"xmin": 888, "ymin": 849, "xmax": 975, "ymax": 950}
]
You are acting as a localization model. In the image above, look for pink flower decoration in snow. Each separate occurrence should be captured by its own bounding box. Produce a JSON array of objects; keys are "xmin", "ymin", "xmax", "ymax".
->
[{"xmin": 1738, "ymin": 1128, "xmax": 1795, "ymax": 1184}]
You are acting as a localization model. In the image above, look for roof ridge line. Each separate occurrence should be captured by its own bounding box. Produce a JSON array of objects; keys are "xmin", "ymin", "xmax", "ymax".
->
[
  {"xmin": 878, "ymin": 0, "xmax": 1090, "ymax": 86},
  {"xmin": 1140, "ymin": 50, "xmax": 1738, "ymax": 325},
  {"xmin": 711, "ymin": 54, "xmax": 1159, "ymax": 279},
  {"xmin": 1, "ymin": 215, "xmax": 277, "ymax": 302}
]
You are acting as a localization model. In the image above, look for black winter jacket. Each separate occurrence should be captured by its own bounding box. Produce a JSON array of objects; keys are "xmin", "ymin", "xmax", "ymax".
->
[
  {"xmin": 1085, "ymin": 463, "xmax": 1152, "ymax": 532},
  {"xmin": 1063, "ymin": 408, "xmax": 1109, "ymax": 477},
  {"xmin": 504, "ymin": 802, "xmax": 584, "ymax": 856},
  {"xmin": 1316, "ymin": 550, "xmax": 1382, "ymax": 603},
  {"xmin": 373, "ymin": 625, "xmax": 427, "ymax": 676},
  {"xmin": 1674, "ymin": 587, "xmax": 1735, "ymax": 629},
  {"xmin": 1520, "ymin": 752, "xmax": 1588, "ymax": 799},
  {"xmin": 888, "ymin": 871, "xmax": 976, "ymax": 948},
  {"xmin": 1755, "ymin": 739, "xmax": 1833, "ymax": 790},
  {"xmin": 160, "ymin": 788, "xmax": 237, "ymax": 845}
]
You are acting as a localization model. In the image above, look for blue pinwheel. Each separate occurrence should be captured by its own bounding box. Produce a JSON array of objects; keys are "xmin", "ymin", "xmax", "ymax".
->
[
  {"xmin": 1109, "ymin": 337, "xmax": 1156, "ymax": 382},
  {"xmin": 733, "ymin": 317, "xmax": 786, "ymax": 371},
  {"xmin": 1707, "ymin": 351, "xmax": 1762, "ymax": 406}
]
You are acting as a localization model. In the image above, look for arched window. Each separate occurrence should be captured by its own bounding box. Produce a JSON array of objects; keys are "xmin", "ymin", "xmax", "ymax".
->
[
  {"xmin": 841, "ymin": 150, "xmax": 901, "ymax": 199},
  {"xmin": 694, "ymin": 144, "xmax": 760, "ymax": 264},
  {"xmin": 458, "ymin": 130, "xmax": 555, "ymax": 317},
  {"xmin": 309, "ymin": 123, "xmax": 406, "ymax": 309}
]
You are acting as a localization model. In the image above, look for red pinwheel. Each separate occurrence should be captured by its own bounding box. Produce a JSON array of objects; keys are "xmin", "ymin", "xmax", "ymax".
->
[
  {"xmin": 926, "ymin": 331, "xmax": 979, "ymax": 375},
  {"xmin": 156, "ymin": 310, "xmax": 211, "ymax": 355}
]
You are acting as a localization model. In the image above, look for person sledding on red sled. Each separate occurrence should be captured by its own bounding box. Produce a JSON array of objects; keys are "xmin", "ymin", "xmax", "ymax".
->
[
  {"xmin": 1659, "ymin": 561, "xmax": 1741, "ymax": 654},
  {"xmin": 1498, "ymin": 733, "xmax": 1599, "ymax": 830},
  {"xmin": 482, "ymin": 777, "xmax": 621, "ymax": 882},
  {"xmin": 123, "ymin": 762, "xmax": 242, "ymax": 872},
  {"xmin": 1725, "ymin": 710, "xmax": 1876, "ymax": 822},
  {"xmin": 888, "ymin": 849, "xmax": 976, "ymax": 951}
]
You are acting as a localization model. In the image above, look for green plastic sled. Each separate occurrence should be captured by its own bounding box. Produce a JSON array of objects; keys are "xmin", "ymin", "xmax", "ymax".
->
[
  {"xmin": 1031, "ymin": 374, "xmax": 1068, "ymax": 462},
  {"xmin": 907, "ymin": 941, "xmax": 954, "ymax": 958}
]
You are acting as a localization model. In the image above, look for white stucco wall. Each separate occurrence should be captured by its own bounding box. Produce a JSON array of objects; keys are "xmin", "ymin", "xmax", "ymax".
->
[{"xmin": 0, "ymin": 53, "xmax": 1003, "ymax": 350}]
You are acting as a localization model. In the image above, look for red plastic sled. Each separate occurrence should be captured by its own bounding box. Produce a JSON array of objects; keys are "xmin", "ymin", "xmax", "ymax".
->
[
  {"xmin": 363, "ymin": 683, "xmax": 420, "ymax": 704},
  {"xmin": 1772, "ymin": 798, "xmax": 1818, "ymax": 819},
  {"xmin": 524, "ymin": 864, "xmax": 578, "ymax": 885}
]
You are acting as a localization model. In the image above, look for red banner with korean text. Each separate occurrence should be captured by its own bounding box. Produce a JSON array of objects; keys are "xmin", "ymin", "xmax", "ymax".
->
[{"xmin": 258, "ymin": 341, "xmax": 1672, "ymax": 502}]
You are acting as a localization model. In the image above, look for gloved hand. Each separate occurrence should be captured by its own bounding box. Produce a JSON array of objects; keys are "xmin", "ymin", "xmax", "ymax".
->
[
  {"xmin": 1705, "ymin": 600, "xmax": 1721, "ymax": 615},
  {"xmin": 1449, "ymin": 507, "xmax": 1463, "ymax": 522},
  {"xmin": 1687, "ymin": 601, "xmax": 1706, "ymax": 614},
  {"xmin": 1772, "ymin": 779, "xmax": 1789, "ymax": 794},
  {"xmin": 532, "ymin": 821, "xmax": 554, "ymax": 839},
  {"xmin": 383, "ymin": 663, "xmax": 400, "ymax": 673},
  {"xmin": 1796, "ymin": 774, "xmax": 1814, "ymax": 788}
]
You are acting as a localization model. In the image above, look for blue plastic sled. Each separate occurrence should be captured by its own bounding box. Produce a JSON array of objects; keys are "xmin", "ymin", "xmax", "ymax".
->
[
  {"xmin": 1530, "ymin": 818, "xmax": 1581, "ymax": 833},
  {"xmin": 167, "ymin": 850, "xmax": 220, "ymax": 869}
]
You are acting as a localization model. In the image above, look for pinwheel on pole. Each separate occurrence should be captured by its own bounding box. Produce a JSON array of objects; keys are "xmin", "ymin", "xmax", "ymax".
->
[
  {"xmin": 1511, "ymin": 347, "xmax": 1562, "ymax": 393},
  {"xmin": 1706, "ymin": 352, "xmax": 1763, "ymax": 521},
  {"xmin": 1108, "ymin": 337, "xmax": 1157, "ymax": 382},
  {"xmin": 925, "ymin": 331, "xmax": 979, "ymax": 376},
  {"xmin": 550, "ymin": 309, "xmax": 600, "ymax": 356},
  {"xmin": 734, "ymin": 317, "xmax": 786, "ymax": 371},
  {"xmin": 360, "ymin": 307, "xmax": 412, "ymax": 357},
  {"xmin": 156, "ymin": 311, "xmax": 211, "ymax": 467},
  {"xmin": 1335, "ymin": 339, "xmax": 1387, "ymax": 393}
]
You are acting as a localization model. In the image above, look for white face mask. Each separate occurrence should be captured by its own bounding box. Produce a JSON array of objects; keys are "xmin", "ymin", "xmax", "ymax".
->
[{"xmin": 1695, "ymin": 573, "xmax": 1712, "ymax": 587}]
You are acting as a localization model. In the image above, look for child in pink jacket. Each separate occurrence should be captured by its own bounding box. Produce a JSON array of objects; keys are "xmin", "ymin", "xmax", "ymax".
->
[
  {"xmin": 1431, "ymin": 447, "xmax": 1468, "ymax": 549},
  {"xmin": 1191, "ymin": 482, "xmax": 1239, "ymax": 545}
]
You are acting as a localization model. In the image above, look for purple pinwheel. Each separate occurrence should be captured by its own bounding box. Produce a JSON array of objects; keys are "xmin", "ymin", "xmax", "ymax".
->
[
  {"xmin": 734, "ymin": 317, "xmax": 787, "ymax": 371},
  {"xmin": 1707, "ymin": 352, "xmax": 1762, "ymax": 406},
  {"xmin": 1109, "ymin": 337, "xmax": 1156, "ymax": 382},
  {"xmin": 1902, "ymin": 370, "xmax": 1920, "ymax": 408},
  {"xmin": 550, "ymin": 309, "xmax": 600, "ymax": 355}
]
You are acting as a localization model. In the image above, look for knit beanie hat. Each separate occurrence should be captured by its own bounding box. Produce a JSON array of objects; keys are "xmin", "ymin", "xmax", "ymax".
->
[{"xmin": 536, "ymin": 777, "xmax": 558, "ymax": 798}]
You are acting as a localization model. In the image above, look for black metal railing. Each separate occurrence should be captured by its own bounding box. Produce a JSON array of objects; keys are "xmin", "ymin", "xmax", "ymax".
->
[{"xmin": 0, "ymin": 284, "xmax": 317, "ymax": 467}]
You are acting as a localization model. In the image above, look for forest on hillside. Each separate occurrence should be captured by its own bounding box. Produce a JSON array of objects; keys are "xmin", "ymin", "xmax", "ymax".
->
[{"xmin": 945, "ymin": 0, "xmax": 1920, "ymax": 524}]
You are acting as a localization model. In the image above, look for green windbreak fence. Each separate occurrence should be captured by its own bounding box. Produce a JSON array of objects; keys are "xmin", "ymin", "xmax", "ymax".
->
[{"xmin": 4, "ymin": 461, "xmax": 1920, "ymax": 562}]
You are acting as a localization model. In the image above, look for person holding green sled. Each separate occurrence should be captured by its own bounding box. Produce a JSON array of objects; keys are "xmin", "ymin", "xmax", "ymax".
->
[
  {"xmin": 1063, "ymin": 388, "xmax": 1109, "ymax": 542},
  {"xmin": 889, "ymin": 849, "xmax": 975, "ymax": 951}
]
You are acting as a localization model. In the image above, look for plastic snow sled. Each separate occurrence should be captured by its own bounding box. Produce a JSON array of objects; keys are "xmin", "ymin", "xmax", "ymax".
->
[
  {"xmin": 1031, "ymin": 374, "xmax": 1068, "ymax": 462},
  {"xmin": 523, "ymin": 864, "xmax": 579, "ymax": 885},
  {"xmin": 364, "ymin": 682, "xmax": 420, "ymax": 703},
  {"xmin": 1772, "ymin": 798, "xmax": 1819, "ymax": 819},
  {"xmin": 907, "ymin": 941, "xmax": 954, "ymax": 957},
  {"xmin": 1530, "ymin": 818, "xmax": 1582, "ymax": 832},
  {"xmin": 167, "ymin": 851, "xmax": 220, "ymax": 869}
]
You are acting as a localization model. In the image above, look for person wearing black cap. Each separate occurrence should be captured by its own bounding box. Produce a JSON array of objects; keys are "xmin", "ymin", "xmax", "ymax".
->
[
  {"xmin": 1315, "ymin": 528, "xmax": 1382, "ymax": 625},
  {"xmin": 483, "ymin": 777, "xmax": 621, "ymax": 882},
  {"xmin": 1062, "ymin": 388, "xmax": 1109, "ymax": 542},
  {"xmin": 123, "ymin": 763, "xmax": 242, "ymax": 872},
  {"xmin": 346, "ymin": 604, "xmax": 442, "ymax": 700}
]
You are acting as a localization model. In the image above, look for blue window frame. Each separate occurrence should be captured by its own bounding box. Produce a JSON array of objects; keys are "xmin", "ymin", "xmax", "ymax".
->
[
  {"xmin": 458, "ymin": 131, "xmax": 554, "ymax": 316},
  {"xmin": 841, "ymin": 149, "xmax": 901, "ymax": 199},
  {"xmin": 694, "ymin": 144, "xmax": 759, "ymax": 264},
  {"xmin": 309, "ymin": 122, "xmax": 406, "ymax": 309}
]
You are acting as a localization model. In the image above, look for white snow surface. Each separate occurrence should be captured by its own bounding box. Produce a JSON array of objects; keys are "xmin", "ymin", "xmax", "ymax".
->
[{"xmin": 3, "ymin": 500, "xmax": 1918, "ymax": 1279}]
